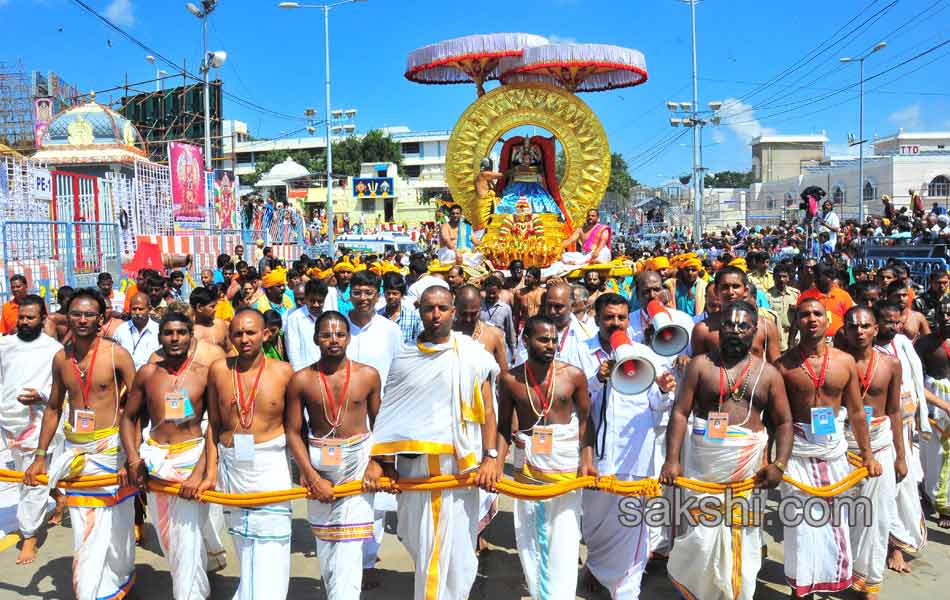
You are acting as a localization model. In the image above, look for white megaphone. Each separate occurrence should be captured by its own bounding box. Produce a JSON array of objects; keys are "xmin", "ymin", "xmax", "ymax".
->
[
  {"xmin": 646, "ymin": 299, "xmax": 689, "ymax": 357},
  {"xmin": 609, "ymin": 330, "xmax": 656, "ymax": 395}
]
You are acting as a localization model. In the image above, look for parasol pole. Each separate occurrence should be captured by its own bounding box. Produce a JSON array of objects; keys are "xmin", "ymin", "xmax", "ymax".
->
[{"xmin": 689, "ymin": 0, "xmax": 702, "ymax": 246}]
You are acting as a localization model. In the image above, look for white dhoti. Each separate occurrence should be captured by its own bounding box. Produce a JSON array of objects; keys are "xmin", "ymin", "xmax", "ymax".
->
[
  {"xmin": 6, "ymin": 442, "xmax": 50, "ymax": 538},
  {"xmin": 140, "ymin": 436, "xmax": 210, "ymax": 600},
  {"xmin": 582, "ymin": 487, "xmax": 650, "ymax": 599},
  {"xmin": 923, "ymin": 377, "xmax": 950, "ymax": 520},
  {"xmin": 512, "ymin": 416, "xmax": 581, "ymax": 600},
  {"xmin": 397, "ymin": 454, "xmax": 478, "ymax": 600},
  {"xmin": 782, "ymin": 418, "xmax": 854, "ymax": 596},
  {"xmin": 667, "ymin": 420, "xmax": 767, "ymax": 600},
  {"xmin": 648, "ymin": 424, "xmax": 674, "ymax": 558},
  {"xmin": 47, "ymin": 426, "xmax": 137, "ymax": 600},
  {"xmin": 436, "ymin": 247, "xmax": 484, "ymax": 269},
  {"xmin": 541, "ymin": 248, "xmax": 612, "ymax": 279},
  {"xmin": 308, "ymin": 433, "xmax": 375, "ymax": 600},
  {"xmin": 847, "ymin": 416, "xmax": 896, "ymax": 595},
  {"xmin": 202, "ymin": 503, "xmax": 228, "ymax": 572},
  {"xmin": 890, "ymin": 412, "xmax": 928, "ymax": 554},
  {"xmin": 218, "ymin": 434, "xmax": 293, "ymax": 600}
]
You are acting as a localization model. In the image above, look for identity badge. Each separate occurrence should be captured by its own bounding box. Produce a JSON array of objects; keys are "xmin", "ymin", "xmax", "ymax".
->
[
  {"xmin": 811, "ymin": 406, "xmax": 837, "ymax": 436},
  {"xmin": 73, "ymin": 409, "xmax": 95, "ymax": 433},
  {"xmin": 233, "ymin": 433, "xmax": 255, "ymax": 463},
  {"xmin": 900, "ymin": 391, "xmax": 916, "ymax": 417},
  {"xmin": 864, "ymin": 406, "xmax": 874, "ymax": 428},
  {"xmin": 320, "ymin": 439, "xmax": 343, "ymax": 468},
  {"xmin": 533, "ymin": 426, "xmax": 553, "ymax": 455},
  {"xmin": 164, "ymin": 392, "xmax": 185, "ymax": 421},
  {"xmin": 706, "ymin": 412, "xmax": 730, "ymax": 441}
]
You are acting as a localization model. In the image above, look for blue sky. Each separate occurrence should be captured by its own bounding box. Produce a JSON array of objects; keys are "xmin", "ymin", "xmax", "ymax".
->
[{"xmin": 4, "ymin": 0, "xmax": 949, "ymax": 184}]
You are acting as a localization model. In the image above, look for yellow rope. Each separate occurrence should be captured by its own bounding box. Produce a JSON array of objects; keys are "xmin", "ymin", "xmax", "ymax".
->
[{"xmin": 0, "ymin": 458, "xmax": 869, "ymax": 507}]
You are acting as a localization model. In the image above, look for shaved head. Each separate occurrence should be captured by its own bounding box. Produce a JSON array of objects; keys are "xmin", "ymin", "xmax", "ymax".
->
[
  {"xmin": 454, "ymin": 284, "xmax": 481, "ymax": 308},
  {"xmin": 419, "ymin": 285, "xmax": 453, "ymax": 308},
  {"xmin": 130, "ymin": 292, "xmax": 149, "ymax": 307},
  {"xmin": 636, "ymin": 271, "xmax": 661, "ymax": 288}
]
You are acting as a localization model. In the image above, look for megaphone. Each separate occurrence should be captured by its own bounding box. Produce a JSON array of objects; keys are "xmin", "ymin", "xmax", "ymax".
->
[
  {"xmin": 609, "ymin": 330, "xmax": 656, "ymax": 395},
  {"xmin": 646, "ymin": 300, "xmax": 689, "ymax": 357}
]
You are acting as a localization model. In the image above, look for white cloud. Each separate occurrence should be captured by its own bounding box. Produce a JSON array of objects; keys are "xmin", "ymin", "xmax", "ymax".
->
[
  {"xmin": 717, "ymin": 97, "xmax": 775, "ymax": 144},
  {"xmin": 548, "ymin": 34, "xmax": 577, "ymax": 44},
  {"xmin": 710, "ymin": 128, "xmax": 726, "ymax": 144},
  {"xmin": 888, "ymin": 104, "xmax": 922, "ymax": 130},
  {"xmin": 105, "ymin": 0, "xmax": 135, "ymax": 27}
]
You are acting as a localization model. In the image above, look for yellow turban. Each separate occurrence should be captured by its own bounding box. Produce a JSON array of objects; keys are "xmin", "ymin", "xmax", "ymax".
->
[
  {"xmin": 261, "ymin": 266, "xmax": 288, "ymax": 288},
  {"xmin": 680, "ymin": 255, "xmax": 702, "ymax": 270},
  {"xmin": 428, "ymin": 259, "xmax": 452, "ymax": 274},
  {"xmin": 333, "ymin": 259, "xmax": 355, "ymax": 273},
  {"xmin": 728, "ymin": 257, "xmax": 748, "ymax": 272},
  {"xmin": 610, "ymin": 266, "xmax": 633, "ymax": 277}
]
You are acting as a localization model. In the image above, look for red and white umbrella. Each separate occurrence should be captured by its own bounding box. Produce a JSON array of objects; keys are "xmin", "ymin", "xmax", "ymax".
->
[
  {"xmin": 405, "ymin": 33, "xmax": 549, "ymax": 96},
  {"xmin": 499, "ymin": 43, "xmax": 648, "ymax": 92}
]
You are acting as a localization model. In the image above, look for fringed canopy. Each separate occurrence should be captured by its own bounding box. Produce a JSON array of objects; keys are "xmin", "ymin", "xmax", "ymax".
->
[{"xmin": 499, "ymin": 43, "xmax": 648, "ymax": 93}]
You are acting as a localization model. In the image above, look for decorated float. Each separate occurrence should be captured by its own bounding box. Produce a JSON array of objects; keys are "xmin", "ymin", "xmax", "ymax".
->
[{"xmin": 405, "ymin": 34, "xmax": 648, "ymax": 267}]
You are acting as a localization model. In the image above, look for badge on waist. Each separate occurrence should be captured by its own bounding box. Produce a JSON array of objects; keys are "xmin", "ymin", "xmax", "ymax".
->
[
  {"xmin": 811, "ymin": 406, "xmax": 837, "ymax": 435},
  {"xmin": 864, "ymin": 405, "xmax": 873, "ymax": 428},
  {"xmin": 233, "ymin": 433, "xmax": 255, "ymax": 463},
  {"xmin": 532, "ymin": 426, "xmax": 553, "ymax": 455},
  {"xmin": 73, "ymin": 409, "xmax": 95, "ymax": 433},
  {"xmin": 706, "ymin": 412, "xmax": 729, "ymax": 441},
  {"xmin": 900, "ymin": 391, "xmax": 916, "ymax": 416},
  {"xmin": 318, "ymin": 439, "xmax": 343, "ymax": 467}
]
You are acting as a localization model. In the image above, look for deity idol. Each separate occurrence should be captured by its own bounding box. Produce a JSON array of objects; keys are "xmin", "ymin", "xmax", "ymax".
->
[{"xmin": 492, "ymin": 135, "xmax": 569, "ymax": 221}]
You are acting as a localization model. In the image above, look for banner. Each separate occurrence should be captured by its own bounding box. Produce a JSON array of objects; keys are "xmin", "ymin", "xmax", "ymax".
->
[
  {"xmin": 213, "ymin": 169, "xmax": 238, "ymax": 229},
  {"xmin": 169, "ymin": 142, "xmax": 206, "ymax": 228},
  {"xmin": 353, "ymin": 177, "xmax": 394, "ymax": 198}
]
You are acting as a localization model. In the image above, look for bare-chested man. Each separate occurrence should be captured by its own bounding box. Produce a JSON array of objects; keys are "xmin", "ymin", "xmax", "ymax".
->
[
  {"xmin": 776, "ymin": 297, "xmax": 881, "ymax": 598},
  {"xmin": 189, "ymin": 286, "xmax": 231, "ymax": 353},
  {"xmin": 206, "ymin": 308, "xmax": 295, "ymax": 599},
  {"xmin": 43, "ymin": 285, "xmax": 73, "ymax": 343},
  {"xmin": 692, "ymin": 266, "xmax": 780, "ymax": 362},
  {"xmin": 662, "ymin": 299, "xmax": 793, "ymax": 600},
  {"xmin": 24, "ymin": 288, "xmax": 138, "ymax": 600},
  {"xmin": 285, "ymin": 310, "xmax": 388, "ymax": 598},
  {"xmin": 842, "ymin": 305, "xmax": 906, "ymax": 599},
  {"xmin": 514, "ymin": 267, "xmax": 544, "ymax": 333},
  {"xmin": 915, "ymin": 296, "xmax": 950, "ymax": 531},
  {"xmin": 454, "ymin": 285, "xmax": 508, "ymax": 371},
  {"xmin": 437, "ymin": 203, "xmax": 478, "ymax": 266},
  {"xmin": 885, "ymin": 281, "xmax": 930, "ymax": 341},
  {"xmin": 120, "ymin": 312, "xmax": 217, "ymax": 599},
  {"xmin": 496, "ymin": 315, "xmax": 593, "ymax": 598}
]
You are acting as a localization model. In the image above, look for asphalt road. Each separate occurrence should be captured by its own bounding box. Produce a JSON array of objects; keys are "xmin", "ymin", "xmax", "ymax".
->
[{"xmin": 0, "ymin": 494, "xmax": 947, "ymax": 599}]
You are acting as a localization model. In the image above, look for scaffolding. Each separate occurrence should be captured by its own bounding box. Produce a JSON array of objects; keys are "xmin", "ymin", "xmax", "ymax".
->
[
  {"xmin": 118, "ymin": 73, "xmax": 223, "ymax": 166},
  {"xmin": 0, "ymin": 60, "xmax": 35, "ymax": 151}
]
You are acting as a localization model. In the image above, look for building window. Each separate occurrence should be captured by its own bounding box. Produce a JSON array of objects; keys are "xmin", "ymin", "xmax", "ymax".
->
[
  {"xmin": 929, "ymin": 175, "xmax": 950, "ymax": 197},
  {"xmin": 404, "ymin": 165, "xmax": 421, "ymax": 178},
  {"xmin": 833, "ymin": 186, "xmax": 845, "ymax": 205},
  {"xmin": 401, "ymin": 142, "xmax": 420, "ymax": 154},
  {"xmin": 361, "ymin": 198, "xmax": 375, "ymax": 212},
  {"xmin": 863, "ymin": 181, "xmax": 874, "ymax": 204},
  {"xmin": 766, "ymin": 195, "xmax": 775, "ymax": 209}
]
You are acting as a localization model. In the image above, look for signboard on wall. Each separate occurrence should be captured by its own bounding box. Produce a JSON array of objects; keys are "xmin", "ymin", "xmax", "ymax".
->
[
  {"xmin": 168, "ymin": 142, "xmax": 207, "ymax": 228},
  {"xmin": 352, "ymin": 177, "xmax": 394, "ymax": 198},
  {"xmin": 31, "ymin": 168, "xmax": 53, "ymax": 201},
  {"xmin": 213, "ymin": 169, "xmax": 238, "ymax": 229}
]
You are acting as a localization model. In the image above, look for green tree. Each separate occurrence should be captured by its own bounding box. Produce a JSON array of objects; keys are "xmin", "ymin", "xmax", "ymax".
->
[
  {"xmin": 607, "ymin": 152, "xmax": 638, "ymax": 198},
  {"xmin": 704, "ymin": 170, "xmax": 754, "ymax": 188}
]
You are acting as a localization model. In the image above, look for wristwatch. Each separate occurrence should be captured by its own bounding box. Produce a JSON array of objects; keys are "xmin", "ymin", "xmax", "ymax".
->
[{"xmin": 485, "ymin": 448, "xmax": 499, "ymax": 459}]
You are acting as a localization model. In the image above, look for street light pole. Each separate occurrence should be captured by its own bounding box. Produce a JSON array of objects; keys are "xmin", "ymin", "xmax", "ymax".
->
[
  {"xmin": 202, "ymin": 13, "xmax": 212, "ymax": 172},
  {"xmin": 688, "ymin": 0, "xmax": 701, "ymax": 245},
  {"xmin": 841, "ymin": 41, "xmax": 885, "ymax": 227},
  {"xmin": 278, "ymin": 1, "xmax": 366, "ymax": 254}
]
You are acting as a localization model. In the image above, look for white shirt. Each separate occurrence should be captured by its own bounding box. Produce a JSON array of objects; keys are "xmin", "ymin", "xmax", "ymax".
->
[
  {"xmin": 113, "ymin": 318, "xmax": 161, "ymax": 370},
  {"xmin": 347, "ymin": 312, "xmax": 403, "ymax": 395},
  {"xmin": 285, "ymin": 306, "xmax": 321, "ymax": 372},
  {"xmin": 514, "ymin": 314, "xmax": 590, "ymax": 369},
  {"xmin": 578, "ymin": 335, "xmax": 673, "ymax": 478},
  {"xmin": 406, "ymin": 274, "xmax": 449, "ymax": 304},
  {"xmin": 817, "ymin": 209, "xmax": 840, "ymax": 248},
  {"xmin": 0, "ymin": 333, "xmax": 62, "ymax": 447}
]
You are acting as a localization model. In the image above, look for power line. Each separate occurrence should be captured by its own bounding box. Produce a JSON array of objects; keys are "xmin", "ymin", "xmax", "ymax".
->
[{"xmin": 69, "ymin": 0, "xmax": 308, "ymax": 123}]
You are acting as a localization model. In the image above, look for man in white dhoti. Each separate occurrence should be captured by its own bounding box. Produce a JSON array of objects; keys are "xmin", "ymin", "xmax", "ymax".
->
[
  {"xmin": 542, "ymin": 209, "xmax": 612, "ymax": 279},
  {"xmin": 206, "ymin": 308, "xmax": 296, "ymax": 599},
  {"xmin": 776, "ymin": 298, "xmax": 881, "ymax": 597},
  {"xmin": 285, "ymin": 310, "xmax": 389, "ymax": 599},
  {"xmin": 914, "ymin": 297, "xmax": 950, "ymax": 530},
  {"xmin": 661, "ymin": 300, "xmax": 794, "ymax": 600},
  {"xmin": 842, "ymin": 306, "xmax": 907, "ymax": 598},
  {"xmin": 576, "ymin": 293, "xmax": 677, "ymax": 598},
  {"xmin": 437, "ymin": 203, "xmax": 484, "ymax": 269},
  {"xmin": 121, "ymin": 312, "xmax": 220, "ymax": 599},
  {"xmin": 496, "ymin": 315, "xmax": 594, "ymax": 599},
  {"xmin": 372, "ymin": 286, "xmax": 501, "ymax": 600},
  {"xmin": 24, "ymin": 289, "xmax": 139, "ymax": 600},
  {"xmin": 0, "ymin": 295, "xmax": 63, "ymax": 565},
  {"xmin": 345, "ymin": 270, "xmax": 403, "ymax": 578},
  {"xmin": 874, "ymin": 301, "xmax": 929, "ymax": 572}
]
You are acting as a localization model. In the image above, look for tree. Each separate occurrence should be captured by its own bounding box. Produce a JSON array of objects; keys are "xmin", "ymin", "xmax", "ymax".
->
[{"xmin": 704, "ymin": 170, "xmax": 754, "ymax": 189}]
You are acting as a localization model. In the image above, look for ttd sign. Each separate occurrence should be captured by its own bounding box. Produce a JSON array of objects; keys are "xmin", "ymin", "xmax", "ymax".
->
[
  {"xmin": 31, "ymin": 168, "xmax": 53, "ymax": 200},
  {"xmin": 899, "ymin": 145, "xmax": 920, "ymax": 155}
]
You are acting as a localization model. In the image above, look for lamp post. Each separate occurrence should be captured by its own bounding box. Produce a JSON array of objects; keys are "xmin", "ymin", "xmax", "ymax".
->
[
  {"xmin": 840, "ymin": 41, "xmax": 886, "ymax": 227},
  {"xmin": 279, "ymin": 0, "xmax": 367, "ymax": 253},
  {"xmin": 669, "ymin": 97, "xmax": 721, "ymax": 245},
  {"xmin": 144, "ymin": 55, "xmax": 168, "ymax": 92},
  {"xmin": 186, "ymin": 1, "xmax": 226, "ymax": 172}
]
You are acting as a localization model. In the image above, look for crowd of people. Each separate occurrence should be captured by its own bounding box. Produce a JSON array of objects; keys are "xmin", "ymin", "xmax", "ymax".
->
[{"xmin": 0, "ymin": 198, "xmax": 947, "ymax": 600}]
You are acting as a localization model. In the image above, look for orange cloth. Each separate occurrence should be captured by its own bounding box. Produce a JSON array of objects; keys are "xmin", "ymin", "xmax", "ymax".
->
[
  {"xmin": 215, "ymin": 299, "xmax": 235, "ymax": 322},
  {"xmin": 798, "ymin": 285, "xmax": 855, "ymax": 337},
  {"xmin": 123, "ymin": 283, "xmax": 139, "ymax": 313},
  {"xmin": 1, "ymin": 300, "xmax": 18, "ymax": 335}
]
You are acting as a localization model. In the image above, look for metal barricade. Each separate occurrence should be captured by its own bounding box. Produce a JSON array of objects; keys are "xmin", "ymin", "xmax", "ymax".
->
[{"xmin": 1, "ymin": 220, "xmax": 120, "ymax": 302}]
